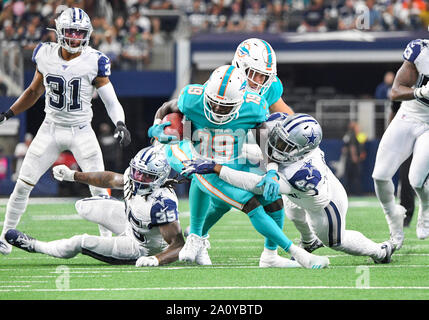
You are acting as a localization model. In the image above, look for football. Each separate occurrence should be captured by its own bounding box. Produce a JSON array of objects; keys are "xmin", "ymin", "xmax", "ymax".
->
[{"xmin": 162, "ymin": 112, "xmax": 184, "ymax": 140}]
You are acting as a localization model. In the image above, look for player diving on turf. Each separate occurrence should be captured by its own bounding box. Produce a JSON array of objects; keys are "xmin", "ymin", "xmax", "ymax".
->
[
  {"xmin": 5, "ymin": 145, "xmax": 185, "ymax": 267},
  {"xmin": 148, "ymin": 64, "xmax": 329, "ymax": 269},
  {"xmin": 182, "ymin": 113, "xmax": 396, "ymax": 264}
]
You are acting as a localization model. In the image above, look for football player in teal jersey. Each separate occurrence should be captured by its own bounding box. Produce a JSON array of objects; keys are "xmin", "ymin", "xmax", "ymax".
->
[{"xmin": 148, "ymin": 65, "xmax": 329, "ymax": 269}]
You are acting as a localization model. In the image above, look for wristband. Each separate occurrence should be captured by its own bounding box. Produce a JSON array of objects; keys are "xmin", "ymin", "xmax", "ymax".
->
[
  {"xmin": 3, "ymin": 109, "xmax": 14, "ymax": 119},
  {"xmin": 267, "ymin": 162, "xmax": 279, "ymax": 172},
  {"xmin": 154, "ymin": 118, "xmax": 162, "ymax": 125}
]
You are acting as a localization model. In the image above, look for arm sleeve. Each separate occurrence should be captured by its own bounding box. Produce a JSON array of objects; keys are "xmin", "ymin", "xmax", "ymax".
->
[
  {"xmin": 96, "ymin": 82, "xmax": 125, "ymax": 125},
  {"xmin": 218, "ymin": 166, "xmax": 294, "ymax": 194}
]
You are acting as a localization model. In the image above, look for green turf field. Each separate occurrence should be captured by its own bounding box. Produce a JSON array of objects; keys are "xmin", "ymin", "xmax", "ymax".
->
[{"xmin": 0, "ymin": 196, "xmax": 428, "ymax": 300}]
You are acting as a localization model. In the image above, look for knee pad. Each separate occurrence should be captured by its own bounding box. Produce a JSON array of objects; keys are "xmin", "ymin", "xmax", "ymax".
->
[
  {"xmin": 263, "ymin": 198, "xmax": 284, "ymax": 213},
  {"xmin": 242, "ymin": 196, "xmax": 261, "ymax": 214}
]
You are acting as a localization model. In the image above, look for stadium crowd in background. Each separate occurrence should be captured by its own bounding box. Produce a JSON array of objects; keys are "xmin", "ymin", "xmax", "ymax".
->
[{"xmin": 0, "ymin": 0, "xmax": 428, "ymax": 71}]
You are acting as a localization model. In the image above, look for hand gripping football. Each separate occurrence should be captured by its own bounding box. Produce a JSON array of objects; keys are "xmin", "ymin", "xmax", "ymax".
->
[{"xmin": 162, "ymin": 112, "xmax": 184, "ymax": 140}]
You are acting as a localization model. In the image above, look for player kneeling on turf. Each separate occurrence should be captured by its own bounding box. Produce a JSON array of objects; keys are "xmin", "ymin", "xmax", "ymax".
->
[
  {"xmin": 5, "ymin": 145, "xmax": 185, "ymax": 267},
  {"xmin": 183, "ymin": 113, "xmax": 395, "ymax": 265}
]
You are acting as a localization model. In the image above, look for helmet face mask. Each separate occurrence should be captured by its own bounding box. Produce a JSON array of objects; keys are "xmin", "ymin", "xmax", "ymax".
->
[
  {"xmin": 266, "ymin": 114, "xmax": 323, "ymax": 163},
  {"xmin": 232, "ymin": 38, "xmax": 277, "ymax": 96},
  {"xmin": 55, "ymin": 8, "xmax": 93, "ymax": 54},
  {"xmin": 128, "ymin": 146, "xmax": 171, "ymax": 196},
  {"xmin": 203, "ymin": 65, "xmax": 247, "ymax": 125}
]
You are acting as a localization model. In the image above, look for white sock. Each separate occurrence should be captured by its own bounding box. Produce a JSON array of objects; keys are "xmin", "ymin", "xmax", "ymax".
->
[
  {"xmin": 335, "ymin": 230, "xmax": 384, "ymax": 260},
  {"xmin": 414, "ymin": 185, "xmax": 429, "ymax": 223},
  {"xmin": 1, "ymin": 179, "xmax": 33, "ymax": 238},
  {"xmin": 262, "ymin": 247, "xmax": 277, "ymax": 256},
  {"xmin": 374, "ymin": 179, "xmax": 396, "ymax": 216},
  {"xmin": 35, "ymin": 235, "xmax": 82, "ymax": 259}
]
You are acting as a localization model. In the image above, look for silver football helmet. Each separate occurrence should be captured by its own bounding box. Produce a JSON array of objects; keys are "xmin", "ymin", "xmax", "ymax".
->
[
  {"xmin": 232, "ymin": 38, "xmax": 277, "ymax": 96},
  {"xmin": 266, "ymin": 113, "xmax": 322, "ymax": 163},
  {"xmin": 203, "ymin": 65, "xmax": 247, "ymax": 125},
  {"xmin": 128, "ymin": 145, "xmax": 171, "ymax": 196},
  {"xmin": 53, "ymin": 7, "xmax": 93, "ymax": 53}
]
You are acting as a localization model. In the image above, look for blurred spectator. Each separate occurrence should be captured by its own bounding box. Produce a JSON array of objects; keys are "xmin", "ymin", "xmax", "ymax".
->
[
  {"xmin": 267, "ymin": 0, "xmax": 288, "ymax": 33},
  {"xmin": 297, "ymin": 0, "xmax": 328, "ymax": 33},
  {"xmin": 338, "ymin": 0, "xmax": 357, "ymax": 30},
  {"xmin": 120, "ymin": 24, "xmax": 151, "ymax": 70},
  {"xmin": 186, "ymin": 0, "xmax": 209, "ymax": 34},
  {"xmin": 375, "ymin": 71, "xmax": 395, "ymax": 99},
  {"xmin": 98, "ymin": 29, "xmax": 122, "ymax": 68},
  {"xmin": 113, "ymin": 16, "xmax": 128, "ymax": 43},
  {"xmin": 207, "ymin": 4, "xmax": 228, "ymax": 33},
  {"xmin": 363, "ymin": 0, "xmax": 383, "ymax": 31},
  {"xmin": 0, "ymin": 78, "xmax": 8, "ymax": 96},
  {"xmin": 0, "ymin": 146, "xmax": 8, "ymax": 181},
  {"xmin": 12, "ymin": 132, "xmax": 33, "ymax": 181},
  {"xmin": 243, "ymin": 0, "xmax": 267, "ymax": 33},
  {"xmin": 98, "ymin": 122, "xmax": 118, "ymax": 172},
  {"xmin": 342, "ymin": 121, "xmax": 367, "ymax": 196},
  {"xmin": 227, "ymin": 1, "xmax": 245, "ymax": 32}
]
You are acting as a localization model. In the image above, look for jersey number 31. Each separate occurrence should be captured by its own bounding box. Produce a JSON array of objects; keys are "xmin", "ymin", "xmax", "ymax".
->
[{"xmin": 46, "ymin": 74, "xmax": 81, "ymax": 111}]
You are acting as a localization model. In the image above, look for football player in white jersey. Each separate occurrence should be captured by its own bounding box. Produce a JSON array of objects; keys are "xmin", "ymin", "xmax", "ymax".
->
[
  {"xmin": 183, "ymin": 113, "xmax": 395, "ymax": 265},
  {"xmin": 372, "ymin": 39, "xmax": 429, "ymax": 249},
  {"xmin": 5, "ymin": 145, "xmax": 185, "ymax": 267},
  {"xmin": 0, "ymin": 8, "xmax": 131, "ymax": 255}
]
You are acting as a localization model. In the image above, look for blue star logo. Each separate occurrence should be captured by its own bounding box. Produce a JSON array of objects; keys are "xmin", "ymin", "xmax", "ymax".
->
[
  {"xmin": 304, "ymin": 128, "xmax": 318, "ymax": 146},
  {"xmin": 153, "ymin": 195, "xmax": 165, "ymax": 206},
  {"xmin": 301, "ymin": 160, "xmax": 315, "ymax": 178}
]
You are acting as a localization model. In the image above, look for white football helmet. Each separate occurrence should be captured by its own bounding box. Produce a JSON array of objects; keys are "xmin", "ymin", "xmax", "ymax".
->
[
  {"xmin": 232, "ymin": 38, "xmax": 277, "ymax": 96},
  {"xmin": 266, "ymin": 113, "xmax": 323, "ymax": 163},
  {"xmin": 128, "ymin": 145, "xmax": 171, "ymax": 196},
  {"xmin": 204, "ymin": 65, "xmax": 247, "ymax": 125},
  {"xmin": 53, "ymin": 7, "xmax": 93, "ymax": 53}
]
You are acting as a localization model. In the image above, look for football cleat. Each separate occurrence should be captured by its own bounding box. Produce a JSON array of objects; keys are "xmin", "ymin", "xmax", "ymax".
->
[
  {"xmin": 259, "ymin": 250, "xmax": 302, "ymax": 268},
  {"xmin": 416, "ymin": 219, "xmax": 429, "ymax": 240},
  {"xmin": 5, "ymin": 229, "xmax": 36, "ymax": 253},
  {"xmin": 307, "ymin": 254, "xmax": 330, "ymax": 269},
  {"xmin": 372, "ymin": 240, "xmax": 395, "ymax": 264},
  {"xmin": 385, "ymin": 205, "xmax": 406, "ymax": 250},
  {"xmin": 291, "ymin": 238, "xmax": 324, "ymax": 261},
  {"xmin": 195, "ymin": 235, "xmax": 212, "ymax": 265},
  {"xmin": 179, "ymin": 233, "xmax": 204, "ymax": 264},
  {"xmin": 0, "ymin": 238, "xmax": 12, "ymax": 255}
]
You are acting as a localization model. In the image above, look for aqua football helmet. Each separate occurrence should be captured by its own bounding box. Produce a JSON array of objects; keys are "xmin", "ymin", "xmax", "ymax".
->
[
  {"xmin": 266, "ymin": 113, "xmax": 322, "ymax": 163},
  {"xmin": 232, "ymin": 38, "xmax": 277, "ymax": 96},
  {"xmin": 54, "ymin": 7, "xmax": 93, "ymax": 54},
  {"xmin": 128, "ymin": 145, "xmax": 171, "ymax": 196},
  {"xmin": 204, "ymin": 65, "xmax": 247, "ymax": 125}
]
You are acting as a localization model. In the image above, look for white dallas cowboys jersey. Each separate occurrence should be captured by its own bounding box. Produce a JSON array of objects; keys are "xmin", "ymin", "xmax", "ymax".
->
[
  {"xmin": 32, "ymin": 42, "xmax": 111, "ymax": 125},
  {"xmin": 400, "ymin": 39, "xmax": 429, "ymax": 122},
  {"xmin": 122, "ymin": 171, "xmax": 179, "ymax": 255},
  {"xmin": 277, "ymin": 147, "xmax": 337, "ymax": 213}
]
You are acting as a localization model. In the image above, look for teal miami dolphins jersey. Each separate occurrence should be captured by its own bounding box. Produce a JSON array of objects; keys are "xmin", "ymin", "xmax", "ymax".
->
[
  {"xmin": 263, "ymin": 76, "xmax": 284, "ymax": 107},
  {"xmin": 177, "ymin": 83, "xmax": 268, "ymax": 166}
]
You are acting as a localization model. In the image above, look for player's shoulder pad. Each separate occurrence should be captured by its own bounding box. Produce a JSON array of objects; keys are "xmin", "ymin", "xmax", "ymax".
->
[
  {"xmin": 244, "ymin": 91, "xmax": 269, "ymax": 118},
  {"xmin": 403, "ymin": 39, "xmax": 428, "ymax": 63},
  {"xmin": 178, "ymin": 83, "xmax": 204, "ymax": 113},
  {"xmin": 267, "ymin": 112, "xmax": 288, "ymax": 123},
  {"xmin": 31, "ymin": 42, "xmax": 46, "ymax": 64},
  {"xmin": 149, "ymin": 191, "xmax": 179, "ymax": 226},
  {"xmin": 288, "ymin": 160, "xmax": 322, "ymax": 192},
  {"xmin": 94, "ymin": 50, "xmax": 111, "ymax": 77}
]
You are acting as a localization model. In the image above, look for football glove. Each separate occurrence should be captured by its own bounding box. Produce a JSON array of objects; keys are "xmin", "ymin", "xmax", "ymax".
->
[
  {"xmin": 114, "ymin": 121, "xmax": 131, "ymax": 147},
  {"xmin": 414, "ymin": 84, "xmax": 429, "ymax": 99},
  {"xmin": 181, "ymin": 159, "xmax": 217, "ymax": 176},
  {"xmin": 136, "ymin": 255, "xmax": 159, "ymax": 267},
  {"xmin": 256, "ymin": 170, "xmax": 280, "ymax": 202},
  {"xmin": 148, "ymin": 121, "xmax": 178, "ymax": 143},
  {"xmin": 52, "ymin": 165, "xmax": 76, "ymax": 182}
]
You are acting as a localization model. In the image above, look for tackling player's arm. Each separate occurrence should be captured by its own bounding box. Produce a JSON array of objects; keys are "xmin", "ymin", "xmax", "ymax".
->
[
  {"xmin": 153, "ymin": 98, "xmax": 181, "ymax": 122},
  {"xmin": 94, "ymin": 76, "xmax": 131, "ymax": 147},
  {"xmin": 269, "ymin": 97, "xmax": 294, "ymax": 115},
  {"xmin": 52, "ymin": 164, "xmax": 124, "ymax": 189},
  {"xmin": 154, "ymin": 220, "xmax": 185, "ymax": 265},
  {"xmin": 390, "ymin": 61, "xmax": 419, "ymax": 101},
  {"xmin": 0, "ymin": 70, "xmax": 45, "ymax": 124}
]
